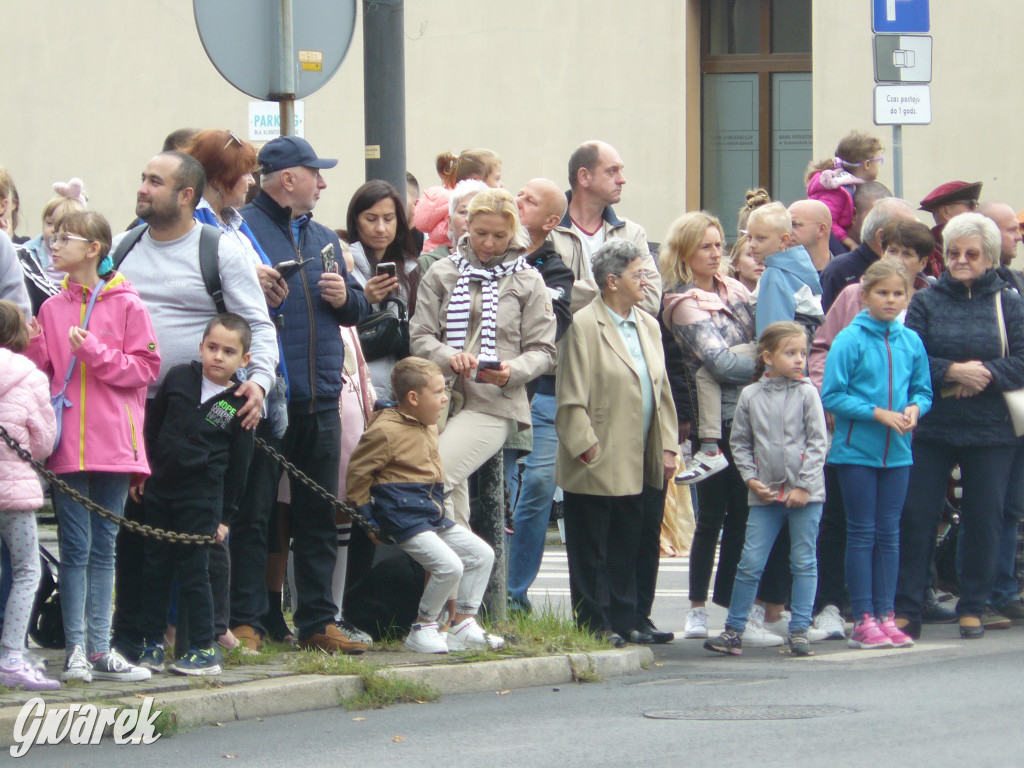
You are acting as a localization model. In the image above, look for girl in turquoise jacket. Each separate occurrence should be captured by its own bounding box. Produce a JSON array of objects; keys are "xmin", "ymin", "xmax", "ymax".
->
[{"xmin": 821, "ymin": 260, "xmax": 932, "ymax": 651}]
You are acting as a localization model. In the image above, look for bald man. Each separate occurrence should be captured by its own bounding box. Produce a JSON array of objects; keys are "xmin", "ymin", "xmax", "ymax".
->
[
  {"xmin": 788, "ymin": 199, "xmax": 834, "ymax": 273},
  {"xmin": 979, "ymin": 202, "xmax": 1023, "ymax": 270},
  {"xmin": 507, "ymin": 179, "xmax": 575, "ymax": 616}
]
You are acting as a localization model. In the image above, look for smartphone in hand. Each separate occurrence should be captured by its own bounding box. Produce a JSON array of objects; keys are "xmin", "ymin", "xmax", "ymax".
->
[
  {"xmin": 321, "ymin": 243, "xmax": 337, "ymax": 275},
  {"xmin": 375, "ymin": 262, "xmax": 397, "ymax": 279},
  {"xmin": 276, "ymin": 259, "xmax": 310, "ymax": 280},
  {"xmin": 475, "ymin": 359, "xmax": 501, "ymax": 383}
]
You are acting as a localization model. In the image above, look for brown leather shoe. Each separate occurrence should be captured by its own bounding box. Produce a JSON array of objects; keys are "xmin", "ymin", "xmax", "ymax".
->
[
  {"xmin": 298, "ymin": 623, "xmax": 368, "ymax": 655},
  {"xmin": 232, "ymin": 624, "xmax": 262, "ymax": 652}
]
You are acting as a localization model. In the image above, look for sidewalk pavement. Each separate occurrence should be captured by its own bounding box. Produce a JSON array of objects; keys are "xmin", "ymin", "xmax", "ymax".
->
[{"xmin": 0, "ymin": 644, "xmax": 653, "ymax": 747}]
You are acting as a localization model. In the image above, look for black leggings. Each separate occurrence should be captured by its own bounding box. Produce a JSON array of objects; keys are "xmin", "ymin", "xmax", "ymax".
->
[{"xmin": 688, "ymin": 423, "xmax": 790, "ymax": 607}]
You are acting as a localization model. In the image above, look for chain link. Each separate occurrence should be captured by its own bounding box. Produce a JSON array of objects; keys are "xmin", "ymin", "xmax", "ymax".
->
[{"xmin": 0, "ymin": 424, "xmax": 392, "ymax": 546}]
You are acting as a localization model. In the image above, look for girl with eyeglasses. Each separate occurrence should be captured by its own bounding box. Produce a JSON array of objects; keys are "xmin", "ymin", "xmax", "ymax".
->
[
  {"xmin": 25, "ymin": 210, "xmax": 160, "ymax": 684},
  {"xmin": 806, "ymin": 131, "xmax": 885, "ymax": 253}
]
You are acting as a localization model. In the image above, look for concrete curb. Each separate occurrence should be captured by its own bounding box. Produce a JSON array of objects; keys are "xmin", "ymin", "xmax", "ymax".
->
[{"xmin": 0, "ymin": 647, "xmax": 652, "ymax": 746}]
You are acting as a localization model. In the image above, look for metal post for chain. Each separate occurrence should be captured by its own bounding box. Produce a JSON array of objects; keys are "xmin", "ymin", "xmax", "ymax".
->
[{"xmin": 474, "ymin": 453, "xmax": 507, "ymax": 622}]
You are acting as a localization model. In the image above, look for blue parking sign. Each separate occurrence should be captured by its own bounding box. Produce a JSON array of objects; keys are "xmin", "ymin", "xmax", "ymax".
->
[{"xmin": 872, "ymin": 0, "xmax": 929, "ymax": 33}]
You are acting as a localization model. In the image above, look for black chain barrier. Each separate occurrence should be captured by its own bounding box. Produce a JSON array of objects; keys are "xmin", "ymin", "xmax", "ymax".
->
[{"xmin": 0, "ymin": 424, "xmax": 392, "ymax": 546}]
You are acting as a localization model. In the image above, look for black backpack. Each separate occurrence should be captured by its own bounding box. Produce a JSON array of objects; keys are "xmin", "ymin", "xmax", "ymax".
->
[{"xmin": 111, "ymin": 223, "xmax": 226, "ymax": 313}]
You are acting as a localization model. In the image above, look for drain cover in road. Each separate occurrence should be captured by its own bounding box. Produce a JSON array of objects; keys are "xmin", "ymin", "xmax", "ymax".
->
[{"xmin": 644, "ymin": 705, "xmax": 855, "ymax": 721}]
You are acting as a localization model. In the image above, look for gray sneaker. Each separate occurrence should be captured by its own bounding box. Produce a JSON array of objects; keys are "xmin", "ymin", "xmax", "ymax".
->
[
  {"xmin": 995, "ymin": 598, "xmax": 1024, "ymax": 621},
  {"xmin": 61, "ymin": 645, "xmax": 92, "ymax": 683},
  {"xmin": 90, "ymin": 650, "xmax": 152, "ymax": 682}
]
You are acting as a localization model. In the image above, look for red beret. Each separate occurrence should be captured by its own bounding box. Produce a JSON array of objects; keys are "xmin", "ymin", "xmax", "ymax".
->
[{"xmin": 919, "ymin": 181, "xmax": 983, "ymax": 212}]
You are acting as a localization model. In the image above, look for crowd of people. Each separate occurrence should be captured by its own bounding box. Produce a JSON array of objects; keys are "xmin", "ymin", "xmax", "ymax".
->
[{"xmin": 0, "ymin": 126, "xmax": 1023, "ymax": 691}]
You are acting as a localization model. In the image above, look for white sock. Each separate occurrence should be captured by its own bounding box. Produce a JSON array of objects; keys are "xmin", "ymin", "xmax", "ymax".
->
[{"xmin": 332, "ymin": 523, "xmax": 352, "ymax": 622}]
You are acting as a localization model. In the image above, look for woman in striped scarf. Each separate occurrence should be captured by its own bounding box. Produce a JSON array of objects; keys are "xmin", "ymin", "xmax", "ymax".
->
[{"xmin": 410, "ymin": 188, "xmax": 556, "ymax": 529}]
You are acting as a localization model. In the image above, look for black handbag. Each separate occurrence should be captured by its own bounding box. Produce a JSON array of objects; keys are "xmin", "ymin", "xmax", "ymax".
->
[{"xmin": 357, "ymin": 296, "xmax": 409, "ymax": 362}]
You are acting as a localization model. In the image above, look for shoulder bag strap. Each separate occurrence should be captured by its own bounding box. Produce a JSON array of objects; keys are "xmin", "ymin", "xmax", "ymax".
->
[
  {"xmin": 996, "ymin": 290, "xmax": 1009, "ymax": 359},
  {"xmin": 57, "ymin": 278, "xmax": 108, "ymax": 400},
  {"xmin": 111, "ymin": 224, "xmax": 148, "ymax": 269}
]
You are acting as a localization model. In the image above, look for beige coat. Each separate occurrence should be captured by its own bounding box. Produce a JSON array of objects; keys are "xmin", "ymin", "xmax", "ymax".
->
[
  {"xmin": 548, "ymin": 214, "xmax": 662, "ymax": 315},
  {"xmin": 554, "ymin": 296, "xmax": 677, "ymax": 496},
  {"xmin": 410, "ymin": 243, "xmax": 557, "ymax": 431}
]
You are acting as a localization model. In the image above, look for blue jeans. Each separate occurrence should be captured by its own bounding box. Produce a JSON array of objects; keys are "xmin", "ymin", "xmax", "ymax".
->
[
  {"xmin": 726, "ymin": 502, "xmax": 822, "ymax": 633},
  {"xmin": 992, "ymin": 443, "xmax": 1024, "ymax": 607},
  {"xmin": 53, "ymin": 472, "xmax": 130, "ymax": 654},
  {"xmin": 506, "ymin": 393, "xmax": 558, "ymax": 605},
  {"xmin": 835, "ymin": 464, "xmax": 909, "ymax": 618}
]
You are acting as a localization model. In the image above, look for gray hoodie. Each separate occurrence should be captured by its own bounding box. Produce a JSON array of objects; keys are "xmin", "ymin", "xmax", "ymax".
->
[{"xmin": 729, "ymin": 376, "xmax": 828, "ymax": 507}]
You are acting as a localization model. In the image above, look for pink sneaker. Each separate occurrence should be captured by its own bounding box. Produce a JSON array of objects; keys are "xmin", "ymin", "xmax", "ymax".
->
[
  {"xmin": 0, "ymin": 661, "xmax": 61, "ymax": 691},
  {"xmin": 847, "ymin": 614, "xmax": 894, "ymax": 650},
  {"xmin": 878, "ymin": 613, "xmax": 915, "ymax": 648}
]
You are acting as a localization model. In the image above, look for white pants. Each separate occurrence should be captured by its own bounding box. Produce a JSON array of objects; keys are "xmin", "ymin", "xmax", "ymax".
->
[
  {"xmin": 438, "ymin": 411, "xmax": 513, "ymax": 528},
  {"xmin": 400, "ymin": 526, "xmax": 495, "ymax": 621}
]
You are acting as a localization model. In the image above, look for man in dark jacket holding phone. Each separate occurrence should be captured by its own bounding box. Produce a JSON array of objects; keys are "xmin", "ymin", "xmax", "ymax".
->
[{"xmin": 241, "ymin": 136, "xmax": 370, "ymax": 654}]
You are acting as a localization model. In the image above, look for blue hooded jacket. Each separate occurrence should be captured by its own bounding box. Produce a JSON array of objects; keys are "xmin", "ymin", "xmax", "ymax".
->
[
  {"xmin": 754, "ymin": 244, "xmax": 824, "ymax": 339},
  {"xmin": 821, "ymin": 311, "xmax": 932, "ymax": 468}
]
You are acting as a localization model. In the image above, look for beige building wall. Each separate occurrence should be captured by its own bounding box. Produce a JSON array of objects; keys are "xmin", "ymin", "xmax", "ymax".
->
[
  {"xmin": 3, "ymin": 2, "xmax": 691, "ymax": 247},
  {"xmin": 813, "ymin": 0, "xmax": 1024, "ymax": 218}
]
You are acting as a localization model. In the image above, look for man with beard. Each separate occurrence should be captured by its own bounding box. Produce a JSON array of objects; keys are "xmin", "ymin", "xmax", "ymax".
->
[{"xmin": 109, "ymin": 150, "xmax": 277, "ymax": 662}]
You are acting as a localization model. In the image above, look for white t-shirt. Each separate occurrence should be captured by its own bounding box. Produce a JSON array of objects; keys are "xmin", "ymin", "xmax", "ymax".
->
[
  {"xmin": 201, "ymin": 375, "xmax": 230, "ymax": 403},
  {"xmin": 570, "ymin": 219, "xmax": 606, "ymax": 263}
]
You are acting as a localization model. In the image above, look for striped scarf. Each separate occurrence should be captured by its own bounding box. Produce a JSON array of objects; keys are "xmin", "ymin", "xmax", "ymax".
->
[{"xmin": 445, "ymin": 250, "xmax": 528, "ymax": 360}]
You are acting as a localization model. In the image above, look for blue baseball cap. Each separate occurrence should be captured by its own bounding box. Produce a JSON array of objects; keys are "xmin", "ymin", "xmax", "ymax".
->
[{"xmin": 258, "ymin": 136, "xmax": 338, "ymax": 173}]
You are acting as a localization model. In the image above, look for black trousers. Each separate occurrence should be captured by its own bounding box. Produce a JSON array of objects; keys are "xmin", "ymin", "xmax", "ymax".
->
[
  {"xmin": 140, "ymin": 492, "xmax": 219, "ymax": 651},
  {"xmin": 813, "ymin": 465, "xmax": 848, "ymax": 613},
  {"xmin": 228, "ymin": 422, "xmax": 282, "ymax": 633},
  {"xmin": 636, "ymin": 484, "xmax": 667, "ymax": 625},
  {"xmin": 688, "ymin": 423, "xmax": 789, "ymax": 607},
  {"xmin": 564, "ymin": 490, "xmax": 643, "ymax": 636},
  {"xmin": 281, "ymin": 405, "xmax": 342, "ymax": 640}
]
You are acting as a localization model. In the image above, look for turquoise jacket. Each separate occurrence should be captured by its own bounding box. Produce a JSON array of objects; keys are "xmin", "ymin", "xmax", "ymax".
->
[{"xmin": 821, "ymin": 311, "xmax": 932, "ymax": 468}]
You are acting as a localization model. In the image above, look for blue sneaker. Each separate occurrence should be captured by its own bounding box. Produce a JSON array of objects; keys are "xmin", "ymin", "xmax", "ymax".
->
[
  {"xmin": 169, "ymin": 647, "xmax": 222, "ymax": 676},
  {"xmin": 138, "ymin": 643, "xmax": 166, "ymax": 674}
]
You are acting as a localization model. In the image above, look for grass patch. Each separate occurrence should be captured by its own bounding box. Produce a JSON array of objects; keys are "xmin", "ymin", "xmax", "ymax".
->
[
  {"xmin": 188, "ymin": 676, "xmax": 224, "ymax": 689},
  {"xmin": 492, "ymin": 605, "xmax": 612, "ymax": 656},
  {"xmin": 222, "ymin": 639, "xmax": 296, "ymax": 667},
  {"xmin": 289, "ymin": 650, "xmax": 440, "ymax": 710}
]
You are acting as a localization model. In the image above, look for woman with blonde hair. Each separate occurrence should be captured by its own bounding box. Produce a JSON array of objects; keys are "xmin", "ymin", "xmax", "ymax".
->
[
  {"xmin": 410, "ymin": 188, "xmax": 555, "ymax": 529},
  {"xmin": 661, "ymin": 211, "xmax": 792, "ymax": 645}
]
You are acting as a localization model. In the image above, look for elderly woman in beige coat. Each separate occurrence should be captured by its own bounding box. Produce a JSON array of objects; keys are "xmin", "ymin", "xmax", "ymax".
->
[
  {"xmin": 555, "ymin": 240, "xmax": 677, "ymax": 646},
  {"xmin": 410, "ymin": 188, "xmax": 556, "ymax": 528}
]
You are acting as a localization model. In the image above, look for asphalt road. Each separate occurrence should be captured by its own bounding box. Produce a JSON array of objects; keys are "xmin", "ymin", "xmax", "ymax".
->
[{"xmin": 19, "ymin": 545, "xmax": 1024, "ymax": 767}]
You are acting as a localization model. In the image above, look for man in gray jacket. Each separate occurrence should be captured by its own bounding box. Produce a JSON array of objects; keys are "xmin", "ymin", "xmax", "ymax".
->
[{"xmin": 111, "ymin": 151, "xmax": 277, "ymax": 662}]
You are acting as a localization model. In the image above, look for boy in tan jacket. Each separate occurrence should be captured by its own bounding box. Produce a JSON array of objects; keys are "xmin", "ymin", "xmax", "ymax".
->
[{"xmin": 346, "ymin": 357, "xmax": 503, "ymax": 654}]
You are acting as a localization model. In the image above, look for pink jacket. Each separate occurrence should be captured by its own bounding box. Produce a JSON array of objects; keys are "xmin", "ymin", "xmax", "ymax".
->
[
  {"xmin": 807, "ymin": 170, "xmax": 855, "ymax": 241},
  {"xmin": 412, "ymin": 185, "xmax": 452, "ymax": 253},
  {"xmin": 0, "ymin": 349, "xmax": 56, "ymax": 510},
  {"xmin": 26, "ymin": 273, "xmax": 161, "ymax": 481},
  {"xmin": 809, "ymin": 281, "xmax": 863, "ymax": 391}
]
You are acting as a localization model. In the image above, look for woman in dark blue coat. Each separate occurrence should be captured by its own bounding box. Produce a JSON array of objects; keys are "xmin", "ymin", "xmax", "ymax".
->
[{"xmin": 896, "ymin": 213, "xmax": 1024, "ymax": 640}]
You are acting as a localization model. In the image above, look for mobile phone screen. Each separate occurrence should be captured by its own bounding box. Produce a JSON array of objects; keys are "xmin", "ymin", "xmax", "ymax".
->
[
  {"xmin": 320, "ymin": 243, "xmax": 337, "ymax": 274},
  {"xmin": 376, "ymin": 262, "xmax": 397, "ymax": 279}
]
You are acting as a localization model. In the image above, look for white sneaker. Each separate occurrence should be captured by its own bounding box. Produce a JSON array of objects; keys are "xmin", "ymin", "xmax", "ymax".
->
[
  {"xmin": 61, "ymin": 645, "xmax": 92, "ymax": 683},
  {"xmin": 766, "ymin": 611, "xmax": 829, "ymax": 643},
  {"xmin": 744, "ymin": 605, "xmax": 785, "ymax": 647},
  {"xmin": 683, "ymin": 607, "xmax": 709, "ymax": 639},
  {"xmin": 675, "ymin": 450, "xmax": 729, "ymax": 485},
  {"xmin": 447, "ymin": 618, "xmax": 505, "ymax": 651},
  {"xmin": 811, "ymin": 604, "xmax": 847, "ymax": 640},
  {"xmin": 404, "ymin": 622, "xmax": 448, "ymax": 654}
]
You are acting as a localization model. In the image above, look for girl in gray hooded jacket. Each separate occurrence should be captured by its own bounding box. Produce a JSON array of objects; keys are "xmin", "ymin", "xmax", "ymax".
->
[{"xmin": 705, "ymin": 321, "xmax": 828, "ymax": 657}]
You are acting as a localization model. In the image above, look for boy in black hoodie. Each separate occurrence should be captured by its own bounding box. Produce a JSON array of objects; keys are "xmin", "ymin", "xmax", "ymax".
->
[{"xmin": 136, "ymin": 314, "xmax": 255, "ymax": 676}]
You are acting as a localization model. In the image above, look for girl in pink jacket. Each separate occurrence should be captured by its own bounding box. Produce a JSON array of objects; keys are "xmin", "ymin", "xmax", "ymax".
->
[
  {"xmin": 413, "ymin": 149, "xmax": 502, "ymax": 253},
  {"xmin": 26, "ymin": 211, "xmax": 160, "ymax": 685},
  {"xmin": 805, "ymin": 131, "xmax": 884, "ymax": 251},
  {"xmin": 0, "ymin": 300, "xmax": 61, "ymax": 690}
]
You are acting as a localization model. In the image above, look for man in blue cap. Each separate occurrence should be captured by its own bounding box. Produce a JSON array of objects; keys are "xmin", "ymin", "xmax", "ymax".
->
[{"xmin": 241, "ymin": 136, "xmax": 371, "ymax": 654}]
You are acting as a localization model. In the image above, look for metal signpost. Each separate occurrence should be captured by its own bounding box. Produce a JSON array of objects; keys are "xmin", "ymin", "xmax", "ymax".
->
[
  {"xmin": 193, "ymin": 0, "xmax": 357, "ymax": 137},
  {"xmin": 872, "ymin": 0, "xmax": 931, "ymax": 199}
]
